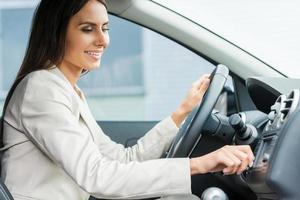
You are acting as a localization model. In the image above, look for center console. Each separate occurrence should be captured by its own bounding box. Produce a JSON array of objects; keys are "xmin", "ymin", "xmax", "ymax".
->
[{"xmin": 243, "ymin": 89, "xmax": 300, "ymax": 199}]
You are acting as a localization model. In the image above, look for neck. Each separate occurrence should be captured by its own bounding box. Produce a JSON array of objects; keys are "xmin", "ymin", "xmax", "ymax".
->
[{"xmin": 57, "ymin": 61, "xmax": 83, "ymax": 87}]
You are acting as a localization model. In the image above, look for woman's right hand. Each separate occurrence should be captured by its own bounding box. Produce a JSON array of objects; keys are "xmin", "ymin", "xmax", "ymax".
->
[{"xmin": 190, "ymin": 145, "xmax": 255, "ymax": 175}]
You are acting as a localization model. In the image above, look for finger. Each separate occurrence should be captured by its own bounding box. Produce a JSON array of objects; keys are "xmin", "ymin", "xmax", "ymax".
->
[
  {"xmin": 195, "ymin": 78, "xmax": 210, "ymax": 99},
  {"xmin": 236, "ymin": 145, "xmax": 254, "ymax": 158},
  {"xmin": 226, "ymin": 146, "xmax": 253, "ymax": 174},
  {"xmin": 201, "ymin": 74, "xmax": 210, "ymax": 80},
  {"xmin": 198, "ymin": 78, "xmax": 210, "ymax": 93},
  {"xmin": 221, "ymin": 148, "xmax": 242, "ymax": 174},
  {"xmin": 195, "ymin": 81, "xmax": 210, "ymax": 104},
  {"xmin": 217, "ymin": 155, "xmax": 235, "ymax": 174},
  {"xmin": 199, "ymin": 74, "xmax": 210, "ymax": 80},
  {"xmin": 193, "ymin": 81, "xmax": 210, "ymax": 104},
  {"xmin": 215, "ymin": 146, "xmax": 240, "ymax": 174},
  {"xmin": 193, "ymin": 74, "xmax": 210, "ymax": 89},
  {"xmin": 233, "ymin": 150, "xmax": 249, "ymax": 174},
  {"xmin": 235, "ymin": 145, "xmax": 255, "ymax": 165}
]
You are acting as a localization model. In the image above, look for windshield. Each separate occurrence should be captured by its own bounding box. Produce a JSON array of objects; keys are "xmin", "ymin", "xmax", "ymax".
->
[{"xmin": 153, "ymin": 0, "xmax": 300, "ymax": 78}]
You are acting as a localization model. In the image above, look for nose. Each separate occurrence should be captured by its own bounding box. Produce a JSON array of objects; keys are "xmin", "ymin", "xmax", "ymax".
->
[{"xmin": 95, "ymin": 30, "xmax": 109, "ymax": 48}]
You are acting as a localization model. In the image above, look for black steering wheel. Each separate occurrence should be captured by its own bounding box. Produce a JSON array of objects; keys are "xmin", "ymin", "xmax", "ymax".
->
[{"xmin": 166, "ymin": 64, "xmax": 229, "ymax": 158}]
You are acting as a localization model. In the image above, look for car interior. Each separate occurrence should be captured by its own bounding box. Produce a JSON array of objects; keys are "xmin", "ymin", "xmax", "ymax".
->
[{"xmin": 1, "ymin": 0, "xmax": 300, "ymax": 200}]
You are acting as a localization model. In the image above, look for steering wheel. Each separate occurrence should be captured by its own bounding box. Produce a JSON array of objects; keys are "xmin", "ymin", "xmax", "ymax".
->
[{"xmin": 166, "ymin": 64, "xmax": 229, "ymax": 158}]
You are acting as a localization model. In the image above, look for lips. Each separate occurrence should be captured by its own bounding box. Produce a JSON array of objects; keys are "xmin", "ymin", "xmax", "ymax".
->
[{"xmin": 84, "ymin": 50, "xmax": 103, "ymax": 61}]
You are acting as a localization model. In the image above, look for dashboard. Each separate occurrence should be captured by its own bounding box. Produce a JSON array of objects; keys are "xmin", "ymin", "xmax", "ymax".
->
[{"xmin": 240, "ymin": 78, "xmax": 300, "ymax": 199}]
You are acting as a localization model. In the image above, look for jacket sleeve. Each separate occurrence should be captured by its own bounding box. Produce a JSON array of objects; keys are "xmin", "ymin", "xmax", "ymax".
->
[
  {"xmin": 94, "ymin": 116, "xmax": 179, "ymax": 163},
  {"xmin": 20, "ymin": 78, "xmax": 191, "ymax": 199}
]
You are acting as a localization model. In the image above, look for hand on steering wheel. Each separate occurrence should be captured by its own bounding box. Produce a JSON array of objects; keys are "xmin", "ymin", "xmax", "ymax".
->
[
  {"xmin": 167, "ymin": 64, "xmax": 229, "ymax": 158},
  {"xmin": 171, "ymin": 74, "xmax": 210, "ymax": 128}
]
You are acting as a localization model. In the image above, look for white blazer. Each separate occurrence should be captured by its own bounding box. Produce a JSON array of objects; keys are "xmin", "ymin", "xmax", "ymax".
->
[{"xmin": 0, "ymin": 67, "xmax": 191, "ymax": 200}]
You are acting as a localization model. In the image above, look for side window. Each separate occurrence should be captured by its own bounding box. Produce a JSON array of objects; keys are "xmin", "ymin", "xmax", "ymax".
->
[
  {"xmin": 0, "ymin": 5, "xmax": 35, "ymax": 111},
  {"xmin": 0, "ymin": 6, "xmax": 234, "ymax": 120},
  {"xmin": 78, "ymin": 15, "xmax": 217, "ymax": 121}
]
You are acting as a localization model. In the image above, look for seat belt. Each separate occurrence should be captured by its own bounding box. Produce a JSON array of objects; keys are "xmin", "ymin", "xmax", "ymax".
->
[{"xmin": 0, "ymin": 76, "xmax": 25, "ymax": 171}]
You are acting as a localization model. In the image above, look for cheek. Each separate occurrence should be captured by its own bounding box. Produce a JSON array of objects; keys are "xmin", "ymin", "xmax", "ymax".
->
[
  {"xmin": 66, "ymin": 35, "xmax": 89, "ymax": 57},
  {"xmin": 65, "ymin": 37, "xmax": 77, "ymax": 57}
]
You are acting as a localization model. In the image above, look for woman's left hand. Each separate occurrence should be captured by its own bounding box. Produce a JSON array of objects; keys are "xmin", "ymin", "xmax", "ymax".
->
[{"xmin": 171, "ymin": 74, "xmax": 210, "ymax": 127}]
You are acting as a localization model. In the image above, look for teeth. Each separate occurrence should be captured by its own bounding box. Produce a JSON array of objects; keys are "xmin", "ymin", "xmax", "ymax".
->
[{"xmin": 85, "ymin": 51, "xmax": 100, "ymax": 56}]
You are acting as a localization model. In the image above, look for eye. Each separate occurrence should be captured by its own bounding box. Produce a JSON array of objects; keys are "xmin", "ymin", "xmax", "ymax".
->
[
  {"xmin": 81, "ymin": 26, "xmax": 93, "ymax": 33},
  {"xmin": 102, "ymin": 24, "xmax": 109, "ymax": 32},
  {"xmin": 102, "ymin": 28, "xmax": 110, "ymax": 32}
]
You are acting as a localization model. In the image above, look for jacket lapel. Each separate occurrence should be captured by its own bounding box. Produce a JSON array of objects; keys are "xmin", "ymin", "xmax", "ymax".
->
[{"xmin": 49, "ymin": 67, "xmax": 100, "ymax": 143}]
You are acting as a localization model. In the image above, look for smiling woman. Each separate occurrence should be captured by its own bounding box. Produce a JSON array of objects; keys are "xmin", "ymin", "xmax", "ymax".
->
[
  {"xmin": 62, "ymin": 0, "xmax": 109, "ymax": 79},
  {"xmin": 0, "ymin": 0, "xmax": 255, "ymax": 200}
]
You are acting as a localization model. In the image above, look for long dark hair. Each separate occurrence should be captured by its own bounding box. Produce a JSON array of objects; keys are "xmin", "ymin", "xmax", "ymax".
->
[{"xmin": 0, "ymin": 0, "xmax": 107, "ymax": 147}]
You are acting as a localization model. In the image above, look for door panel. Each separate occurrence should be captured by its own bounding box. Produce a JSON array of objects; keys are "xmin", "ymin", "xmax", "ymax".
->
[{"xmin": 97, "ymin": 121, "xmax": 157, "ymax": 147}]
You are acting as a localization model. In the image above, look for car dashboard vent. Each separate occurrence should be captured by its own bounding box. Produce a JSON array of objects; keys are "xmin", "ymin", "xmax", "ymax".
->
[
  {"xmin": 265, "ymin": 89, "xmax": 300, "ymax": 131},
  {"xmin": 281, "ymin": 89, "xmax": 300, "ymax": 120}
]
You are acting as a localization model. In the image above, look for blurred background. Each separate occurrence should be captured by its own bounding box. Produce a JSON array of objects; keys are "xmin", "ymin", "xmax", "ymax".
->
[{"xmin": 0, "ymin": 0, "xmax": 216, "ymax": 121}]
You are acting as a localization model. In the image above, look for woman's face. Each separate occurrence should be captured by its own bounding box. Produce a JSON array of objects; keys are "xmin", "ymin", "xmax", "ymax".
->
[{"xmin": 62, "ymin": 0, "xmax": 109, "ymax": 72}]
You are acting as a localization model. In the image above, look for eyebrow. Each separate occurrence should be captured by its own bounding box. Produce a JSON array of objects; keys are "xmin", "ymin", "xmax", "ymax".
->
[{"xmin": 78, "ymin": 21, "xmax": 109, "ymax": 26}]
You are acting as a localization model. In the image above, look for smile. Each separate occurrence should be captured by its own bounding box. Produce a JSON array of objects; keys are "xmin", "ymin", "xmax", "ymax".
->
[{"xmin": 84, "ymin": 51, "xmax": 102, "ymax": 60}]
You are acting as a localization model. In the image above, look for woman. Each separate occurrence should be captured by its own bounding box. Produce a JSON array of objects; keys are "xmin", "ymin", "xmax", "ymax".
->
[{"xmin": 0, "ymin": 0, "xmax": 254, "ymax": 199}]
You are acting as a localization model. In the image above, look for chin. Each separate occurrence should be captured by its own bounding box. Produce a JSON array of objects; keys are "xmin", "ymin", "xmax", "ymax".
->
[{"xmin": 84, "ymin": 63, "xmax": 101, "ymax": 71}]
